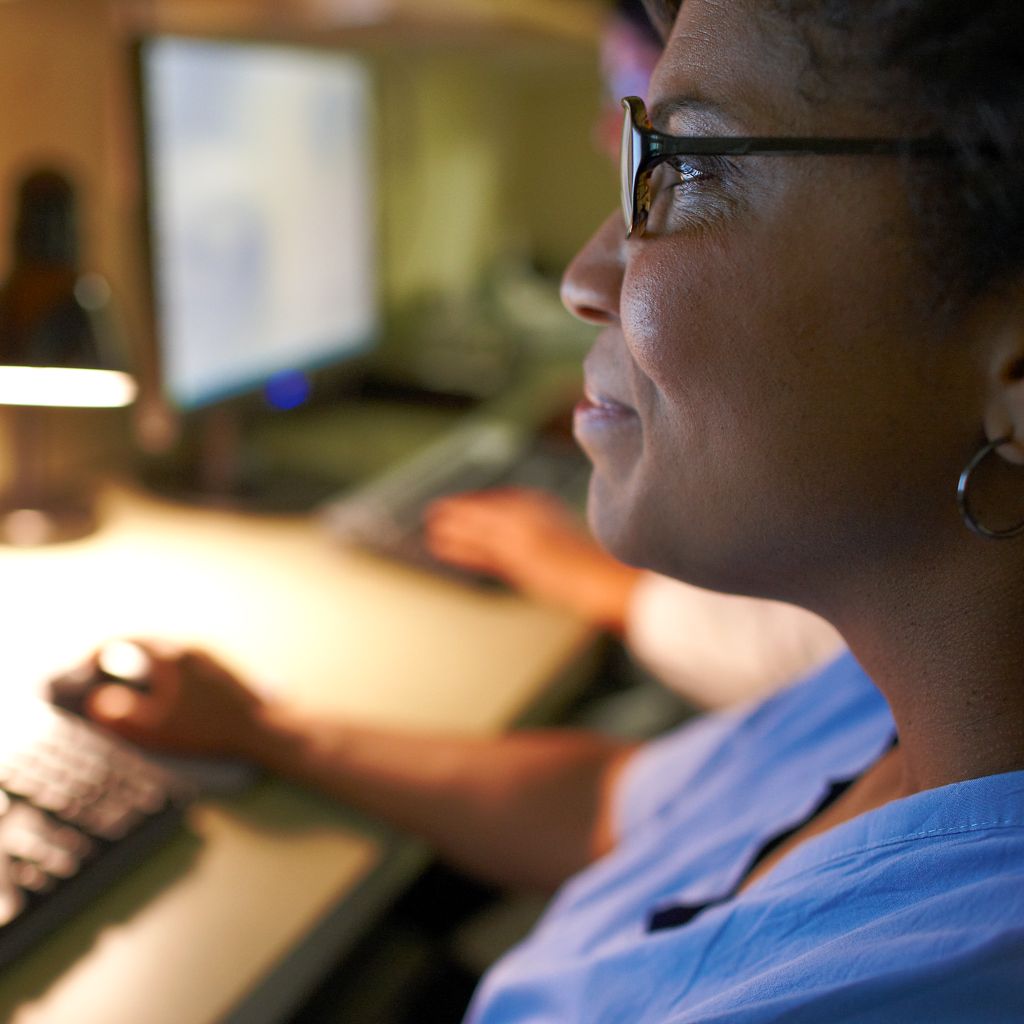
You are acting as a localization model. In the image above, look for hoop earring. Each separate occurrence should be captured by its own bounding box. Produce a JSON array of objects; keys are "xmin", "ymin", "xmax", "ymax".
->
[{"xmin": 956, "ymin": 435, "xmax": 1024, "ymax": 540}]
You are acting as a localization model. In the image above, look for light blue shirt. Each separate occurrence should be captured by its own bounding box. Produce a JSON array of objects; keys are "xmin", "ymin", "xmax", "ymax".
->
[{"xmin": 466, "ymin": 653, "xmax": 1024, "ymax": 1022}]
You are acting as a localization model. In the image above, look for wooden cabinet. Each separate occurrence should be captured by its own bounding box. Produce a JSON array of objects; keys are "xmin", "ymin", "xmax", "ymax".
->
[{"xmin": 114, "ymin": 0, "xmax": 604, "ymax": 46}]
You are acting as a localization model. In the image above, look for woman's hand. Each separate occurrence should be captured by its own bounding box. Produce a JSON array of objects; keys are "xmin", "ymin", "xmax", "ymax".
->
[
  {"xmin": 424, "ymin": 487, "xmax": 642, "ymax": 632},
  {"xmin": 71, "ymin": 638, "xmax": 636, "ymax": 891},
  {"xmin": 81, "ymin": 640, "xmax": 269, "ymax": 759}
]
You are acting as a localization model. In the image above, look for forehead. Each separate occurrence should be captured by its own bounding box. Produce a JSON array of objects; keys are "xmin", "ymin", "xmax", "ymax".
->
[{"xmin": 647, "ymin": 0, "xmax": 878, "ymax": 135}]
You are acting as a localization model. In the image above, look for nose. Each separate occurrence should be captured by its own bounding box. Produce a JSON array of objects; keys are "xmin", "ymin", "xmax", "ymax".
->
[{"xmin": 560, "ymin": 212, "xmax": 624, "ymax": 328}]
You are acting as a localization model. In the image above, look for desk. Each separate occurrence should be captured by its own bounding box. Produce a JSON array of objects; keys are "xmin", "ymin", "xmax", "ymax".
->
[{"xmin": 0, "ymin": 483, "xmax": 595, "ymax": 1023}]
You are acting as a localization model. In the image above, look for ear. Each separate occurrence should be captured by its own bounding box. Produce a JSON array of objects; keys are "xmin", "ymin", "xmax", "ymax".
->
[{"xmin": 983, "ymin": 302, "xmax": 1024, "ymax": 467}]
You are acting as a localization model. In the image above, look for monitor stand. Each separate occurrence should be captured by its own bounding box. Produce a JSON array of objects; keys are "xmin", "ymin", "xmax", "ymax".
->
[{"xmin": 137, "ymin": 405, "xmax": 351, "ymax": 514}]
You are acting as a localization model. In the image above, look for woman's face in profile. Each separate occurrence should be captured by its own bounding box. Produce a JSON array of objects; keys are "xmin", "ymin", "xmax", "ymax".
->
[{"xmin": 564, "ymin": 0, "xmax": 985, "ymax": 603}]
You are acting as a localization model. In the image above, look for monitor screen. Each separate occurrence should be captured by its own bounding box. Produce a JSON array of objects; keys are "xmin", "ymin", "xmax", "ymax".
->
[{"xmin": 138, "ymin": 37, "xmax": 377, "ymax": 411}]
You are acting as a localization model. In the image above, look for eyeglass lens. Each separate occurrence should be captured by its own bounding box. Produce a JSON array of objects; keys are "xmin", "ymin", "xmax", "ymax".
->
[{"xmin": 621, "ymin": 101, "xmax": 637, "ymax": 231}]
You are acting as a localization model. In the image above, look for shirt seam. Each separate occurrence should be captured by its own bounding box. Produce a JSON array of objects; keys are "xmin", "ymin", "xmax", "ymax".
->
[{"xmin": 763, "ymin": 817, "xmax": 1024, "ymax": 889}]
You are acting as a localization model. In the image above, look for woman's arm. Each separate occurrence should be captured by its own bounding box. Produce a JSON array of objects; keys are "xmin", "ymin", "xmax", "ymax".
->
[
  {"xmin": 250, "ymin": 709, "xmax": 637, "ymax": 891},
  {"xmin": 85, "ymin": 643, "xmax": 638, "ymax": 893}
]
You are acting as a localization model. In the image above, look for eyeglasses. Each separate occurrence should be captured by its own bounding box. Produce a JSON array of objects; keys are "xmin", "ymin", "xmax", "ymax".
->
[{"xmin": 621, "ymin": 95, "xmax": 954, "ymax": 237}]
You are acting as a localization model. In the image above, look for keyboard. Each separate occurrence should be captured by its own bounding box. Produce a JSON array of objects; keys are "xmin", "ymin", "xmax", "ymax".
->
[
  {"xmin": 0, "ymin": 697, "xmax": 194, "ymax": 968},
  {"xmin": 320, "ymin": 419, "xmax": 591, "ymax": 582}
]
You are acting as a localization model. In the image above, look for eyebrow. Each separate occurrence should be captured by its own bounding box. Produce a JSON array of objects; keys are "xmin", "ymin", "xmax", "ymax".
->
[{"xmin": 647, "ymin": 95, "xmax": 739, "ymax": 133}]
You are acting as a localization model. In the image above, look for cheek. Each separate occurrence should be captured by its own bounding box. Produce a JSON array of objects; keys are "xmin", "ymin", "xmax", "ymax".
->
[
  {"xmin": 619, "ymin": 237, "xmax": 798, "ymax": 450},
  {"xmin": 602, "ymin": 163, "xmax": 988, "ymax": 596},
  {"xmin": 620, "ymin": 223, "xmax": 902, "ymax": 510},
  {"xmin": 621, "ymin": 203, "xmax": 973, "ymax": 553},
  {"xmin": 620, "ymin": 201, "xmax": 923, "ymax": 458}
]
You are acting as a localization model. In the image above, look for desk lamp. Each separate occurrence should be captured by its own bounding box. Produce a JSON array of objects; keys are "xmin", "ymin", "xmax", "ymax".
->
[{"xmin": 0, "ymin": 168, "xmax": 136, "ymax": 545}]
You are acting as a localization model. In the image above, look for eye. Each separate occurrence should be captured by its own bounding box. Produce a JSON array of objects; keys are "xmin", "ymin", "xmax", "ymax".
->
[
  {"xmin": 667, "ymin": 156, "xmax": 707, "ymax": 184},
  {"xmin": 645, "ymin": 155, "xmax": 738, "ymax": 234}
]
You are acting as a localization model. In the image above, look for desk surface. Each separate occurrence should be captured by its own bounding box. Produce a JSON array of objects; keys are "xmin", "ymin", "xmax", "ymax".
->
[{"xmin": 0, "ymin": 483, "xmax": 594, "ymax": 1023}]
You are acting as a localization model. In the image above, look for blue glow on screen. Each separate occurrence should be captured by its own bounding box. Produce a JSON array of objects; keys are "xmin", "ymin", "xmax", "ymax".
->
[{"xmin": 264, "ymin": 370, "xmax": 312, "ymax": 410}]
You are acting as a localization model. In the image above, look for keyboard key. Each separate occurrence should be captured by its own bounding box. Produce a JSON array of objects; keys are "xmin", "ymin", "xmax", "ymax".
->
[{"xmin": 0, "ymin": 698, "xmax": 193, "ymax": 967}]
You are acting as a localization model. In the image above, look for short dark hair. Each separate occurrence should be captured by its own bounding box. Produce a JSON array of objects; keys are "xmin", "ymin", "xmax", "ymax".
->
[
  {"xmin": 615, "ymin": 0, "xmax": 663, "ymax": 47},
  {"xmin": 639, "ymin": 0, "xmax": 677, "ymax": 39},
  {"xmin": 642, "ymin": 1, "xmax": 1024, "ymax": 304}
]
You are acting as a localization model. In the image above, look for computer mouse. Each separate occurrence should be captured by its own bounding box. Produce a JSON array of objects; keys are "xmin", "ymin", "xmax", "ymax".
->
[
  {"xmin": 45, "ymin": 640, "xmax": 262, "ymax": 796},
  {"xmin": 46, "ymin": 640, "xmax": 154, "ymax": 719}
]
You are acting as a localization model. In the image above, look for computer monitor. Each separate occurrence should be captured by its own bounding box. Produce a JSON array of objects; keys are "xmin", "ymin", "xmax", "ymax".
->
[{"xmin": 135, "ymin": 35, "xmax": 378, "ymax": 505}]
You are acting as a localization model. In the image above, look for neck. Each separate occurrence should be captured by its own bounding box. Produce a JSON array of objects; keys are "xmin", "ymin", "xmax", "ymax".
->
[{"xmin": 824, "ymin": 553, "xmax": 1024, "ymax": 796}]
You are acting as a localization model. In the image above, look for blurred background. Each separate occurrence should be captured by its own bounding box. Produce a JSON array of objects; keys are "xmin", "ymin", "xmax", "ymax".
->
[
  {"xmin": 0, "ymin": 3, "xmax": 630, "ymax": 1022},
  {"xmin": 0, "ymin": 0, "xmax": 616, "ymax": 509}
]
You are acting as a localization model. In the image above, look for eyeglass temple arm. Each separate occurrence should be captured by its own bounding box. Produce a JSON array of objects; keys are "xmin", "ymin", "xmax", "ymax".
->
[{"xmin": 647, "ymin": 133, "xmax": 954, "ymax": 158}]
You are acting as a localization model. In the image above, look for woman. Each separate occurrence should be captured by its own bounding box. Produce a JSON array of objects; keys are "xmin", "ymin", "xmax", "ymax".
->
[
  {"xmin": 85, "ymin": 0, "xmax": 1023, "ymax": 1018},
  {"xmin": 424, "ymin": 0, "xmax": 843, "ymax": 710},
  {"xmin": 470, "ymin": 0, "xmax": 1024, "ymax": 1018}
]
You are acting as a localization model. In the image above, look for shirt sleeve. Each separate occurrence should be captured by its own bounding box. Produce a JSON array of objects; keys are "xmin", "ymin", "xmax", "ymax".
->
[{"xmin": 624, "ymin": 573, "xmax": 845, "ymax": 709}]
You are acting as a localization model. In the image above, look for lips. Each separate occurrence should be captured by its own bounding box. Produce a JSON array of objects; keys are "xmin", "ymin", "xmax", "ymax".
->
[
  {"xmin": 574, "ymin": 380, "xmax": 640, "ymax": 454},
  {"xmin": 574, "ymin": 338, "xmax": 641, "ymax": 453},
  {"xmin": 576, "ymin": 382, "xmax": 636, "ymax": 419}
]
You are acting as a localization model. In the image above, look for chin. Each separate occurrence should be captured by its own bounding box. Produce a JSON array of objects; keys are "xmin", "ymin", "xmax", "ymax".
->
[
  {"xmin": 586, "ymin": 471, "xmax": 782, "ymax": 600},
  {"xmin": 585, "ymin": 472, "xmax": 656, "ymax": 571}
]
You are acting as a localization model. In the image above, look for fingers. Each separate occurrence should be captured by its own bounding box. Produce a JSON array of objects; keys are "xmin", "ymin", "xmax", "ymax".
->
[
  {"xmin": 427, "ymin": 488, "xmax": 592, "ymax": 566},
  {"xmin": 68, "ymin": 638, "xmax": 264, "ymax": 757},
  {"xmin": 82, "ymin": 639, "xmax": 181, "ymax": 741},
  {"xmin": 96, "ymin": 639, "xmax": 154, "ymax": 685},
  {"xmin": 426, "ymin": 501, "xmax": 503, "ymax": 550},
  {"xmin": 102, "ymin": 637, "xmax": 185, "ymax": 662},
  {"xmin": 85, "ymin": 683, "xmax": 152, "ymax": 735},
  {"xmin": 427, "ymin": 487, "xmax": 567, "ymax": 525},
  {"xmin": 427, "ymin": 528, "xmax": 510, "ymax": 575},
  {"xmin": 425, "ymin": 489, "xmax": 568, "ymax": 548},
  {"xmin": 424, "ymin": 491, "xmax": 508, "ymax": 572}
]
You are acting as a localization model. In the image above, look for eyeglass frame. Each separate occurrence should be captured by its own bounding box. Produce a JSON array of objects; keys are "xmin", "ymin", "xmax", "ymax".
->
[{"xmin": 621, "ymin": 95, "xmax": 955, "ymax": 237}]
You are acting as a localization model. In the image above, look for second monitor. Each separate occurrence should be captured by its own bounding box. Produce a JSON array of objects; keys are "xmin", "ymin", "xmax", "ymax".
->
[{"xmin": 136, "ymin": 35, "xmax": 380, "ymax": 507}]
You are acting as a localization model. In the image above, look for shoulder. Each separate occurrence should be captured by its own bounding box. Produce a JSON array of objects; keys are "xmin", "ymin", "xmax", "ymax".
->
[
  {"xmin": 651, "ymin": 808, "xmax": 1024, "ymax": 1023},
  {"xmin": 614, "ymin": 652, "xmax": 887, "ymax": 839}
]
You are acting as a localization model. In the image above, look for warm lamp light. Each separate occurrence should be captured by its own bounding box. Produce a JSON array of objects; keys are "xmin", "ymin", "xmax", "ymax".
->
[
  {"xmin": 0, "ymin": 366, "xmax": 136, "ymax": 408},
  {"xmin": 0, "ymin": 168, "xmax": 137, "ymax": 545}
]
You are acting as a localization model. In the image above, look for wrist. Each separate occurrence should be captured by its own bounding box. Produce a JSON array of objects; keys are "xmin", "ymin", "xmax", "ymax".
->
[
  {"xmin": 235, "ymin": 699, "xmax": 326, "ymax": 778},
  {"xmin": 580, "ymin": 562, "xmax": 644, "ymax": 634},
  {"xmin": 230, "ymin": 697, "xmax": 289, "ymax": 763}
]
